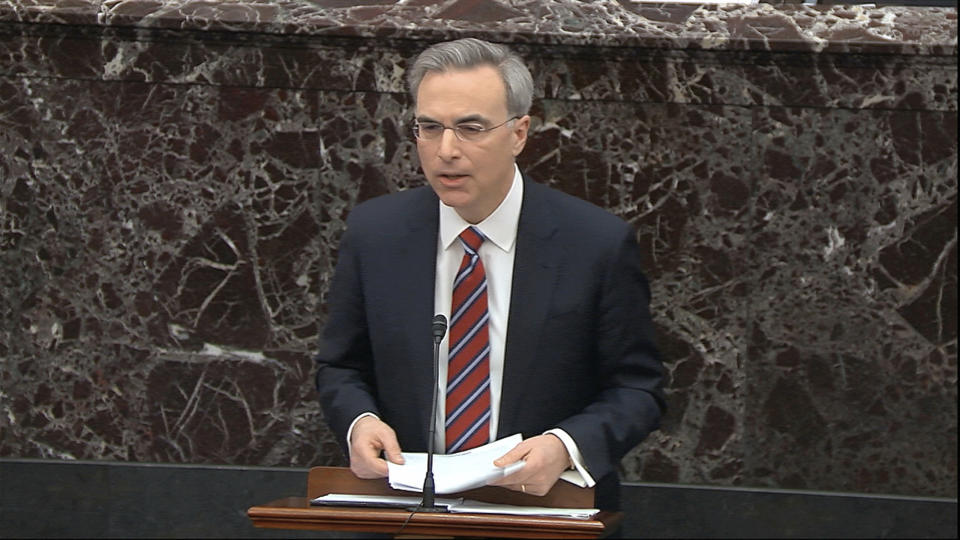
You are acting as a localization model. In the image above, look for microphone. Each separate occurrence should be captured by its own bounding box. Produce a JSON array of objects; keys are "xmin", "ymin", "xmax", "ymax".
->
[
  {"xmin": 418, "ymin": 314, "xmax": 447, "ymax": 512},
  {"xmin": 432, "ymin": 314, "xmax": 447, "ymax": 344}
]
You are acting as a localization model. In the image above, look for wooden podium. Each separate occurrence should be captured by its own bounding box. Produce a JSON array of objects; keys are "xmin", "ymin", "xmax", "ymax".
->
[{"xmin": 247, "ymin": 467, "xmax": 622, "ymax": 538}]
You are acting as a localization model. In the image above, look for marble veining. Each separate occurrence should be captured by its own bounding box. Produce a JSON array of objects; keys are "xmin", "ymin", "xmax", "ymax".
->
[
  {"xmin": 0, "ymin": 0, "xmax": 956, "ymax": 498},
  {"xmin": 0, "ymin": 0, "xmax": 955, "ymax": 54}
]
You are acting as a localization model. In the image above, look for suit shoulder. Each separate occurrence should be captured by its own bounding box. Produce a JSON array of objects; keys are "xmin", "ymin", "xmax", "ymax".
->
[
  {"xmin": 528, "ymin": 181, "xmax": 631, "ymax": 235},
  {"xmin": 346, "ymin": 186, "xmax": 435, "ymax": 227}
]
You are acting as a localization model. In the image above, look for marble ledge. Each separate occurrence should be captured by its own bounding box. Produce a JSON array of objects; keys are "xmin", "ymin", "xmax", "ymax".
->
[{"xmin": 0, "ymin": 0, "xmax": 956, "ymax": 57}]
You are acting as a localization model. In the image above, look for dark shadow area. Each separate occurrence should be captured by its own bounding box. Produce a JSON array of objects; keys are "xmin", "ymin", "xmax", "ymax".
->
[{"xmin": 2, "ymin": 460, "xmax": 956, "ymax": 538}]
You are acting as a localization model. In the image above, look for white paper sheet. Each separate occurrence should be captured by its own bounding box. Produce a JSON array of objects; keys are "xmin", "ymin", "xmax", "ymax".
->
[
  {"xmin": 450, "ymin": 499, "xmax": 599, "ymax": 519},
  {"xmin": 387, "ymin": 433, "xmax": 526, "ymax": 494},
  {"xmin": 311, "ymin": 493, "xmax": 599, "ymax": 520},
  {"xmin": 311, "ymin": 493, "xmax": 462, "ymax": 509}
]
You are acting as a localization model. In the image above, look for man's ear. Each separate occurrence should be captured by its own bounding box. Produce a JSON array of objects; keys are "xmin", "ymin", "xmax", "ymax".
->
[{"xmin": 511, "ymin": 115, "xmax": 531, "ymax": 157}]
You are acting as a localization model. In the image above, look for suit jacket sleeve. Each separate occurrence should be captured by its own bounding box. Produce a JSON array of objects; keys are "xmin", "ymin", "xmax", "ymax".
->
[
  {"xmin": 313, "ymin": 214, "xmax": 379, "ymax": 452},
  {"xmin": 557, "ymin": 222, "xmax": 665, "ymax": 482}
]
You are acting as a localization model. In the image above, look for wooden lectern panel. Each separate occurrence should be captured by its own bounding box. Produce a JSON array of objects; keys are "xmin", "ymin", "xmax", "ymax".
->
[
  {"xmin": 307, "ymin": 466, "xmax": 595, "ymax": 508},
  {"xmin": 248, "ymin": 467, "xmax": 621, "ymax": 538},
  {"xmin": 249, "ymin": 496, "xmax": 614, "ymax": 538}
]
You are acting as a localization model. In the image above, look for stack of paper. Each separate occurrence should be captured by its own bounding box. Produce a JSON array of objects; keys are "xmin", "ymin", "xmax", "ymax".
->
[
  {"xmin": 311, "ymin": 433, "xmax": 601, "ymax": 520},
  {"xmin": 311, "ymin": 493, "xmax": 462, "ymax": 510},
  {"xmin": 387, "ymin": 434, "xmax": 526, "ymax": 494},
  {"xmin": 450, "ymin": 499, "xmax": 599, "ymax": 519},
  {"xmin": 310, "ymin": 493, "xmax": 599, "ymax": 520}
]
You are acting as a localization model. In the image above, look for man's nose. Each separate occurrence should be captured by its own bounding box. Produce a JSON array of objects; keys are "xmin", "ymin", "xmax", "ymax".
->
[{"xmin": 436, "ymin": 128, "xmax": 462, "ymax": 160}]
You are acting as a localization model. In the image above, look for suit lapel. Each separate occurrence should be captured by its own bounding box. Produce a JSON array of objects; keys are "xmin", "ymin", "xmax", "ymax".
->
[
  {"xmin": 393, "ymin": 188, "xmax": 440, "ymax": 447},
  {"xmin": 499, "ymin": 180, "xmax": 563, "ymax": 437}
]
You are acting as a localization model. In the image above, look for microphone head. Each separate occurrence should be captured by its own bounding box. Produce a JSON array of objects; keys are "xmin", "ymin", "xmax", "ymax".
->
[{"xmin": 432, "ymin": 314, "xmax": 447, "ymax": 341}]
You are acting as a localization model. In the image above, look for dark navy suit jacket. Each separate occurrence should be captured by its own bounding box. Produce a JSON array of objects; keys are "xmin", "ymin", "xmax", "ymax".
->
[{"xmin": 315, "ymin": 176, "xmax": 666, "ymax": 509}]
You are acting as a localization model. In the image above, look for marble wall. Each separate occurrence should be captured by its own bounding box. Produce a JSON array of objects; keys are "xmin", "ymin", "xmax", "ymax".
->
[{"xmin": 1, "ymin": 0, "xmax": 956, "ymax": 498}]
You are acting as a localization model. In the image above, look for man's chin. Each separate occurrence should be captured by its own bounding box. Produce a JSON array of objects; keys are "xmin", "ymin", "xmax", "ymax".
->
[
  {"xmin": 437, "ymin": 194, "xmax": 470, "ymax": 210},
  {"xmin": 429, "ymin": 182, "xmax": 467, "ymax": 203},
  {"xmin": 435, "ymin": 191, "xmax": 478, "ymax": 215}
]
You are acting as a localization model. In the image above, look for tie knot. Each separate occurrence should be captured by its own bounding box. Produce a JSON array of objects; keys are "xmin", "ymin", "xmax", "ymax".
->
[{"xmin": 458, "ymin": 226, "xmax": 485, "ymax": 253}]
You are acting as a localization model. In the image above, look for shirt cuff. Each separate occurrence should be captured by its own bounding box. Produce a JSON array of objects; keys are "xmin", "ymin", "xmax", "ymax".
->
[
  {"xmin": 346, "ymin": 412, "xmax": 379, "ymax": 459},
  {"xmin": 544, "ymin": 428, "xmax": 596, "ymax": 488}
]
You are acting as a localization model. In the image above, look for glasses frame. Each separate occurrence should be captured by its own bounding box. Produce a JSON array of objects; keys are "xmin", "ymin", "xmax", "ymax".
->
[{"xmin": 412, "ymin": 116, "xmax": 519, "ymax": 143}]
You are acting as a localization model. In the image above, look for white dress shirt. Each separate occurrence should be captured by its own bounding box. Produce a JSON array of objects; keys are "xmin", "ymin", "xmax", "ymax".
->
[{"xmin": 432, "ymin": 165, "xmax": 523, "ymax": 448}]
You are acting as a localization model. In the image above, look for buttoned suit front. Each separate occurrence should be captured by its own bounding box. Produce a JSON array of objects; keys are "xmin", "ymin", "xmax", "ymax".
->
[{"xmin": 315, "ymin": 175, "xmax": 666, "ymax": 510}]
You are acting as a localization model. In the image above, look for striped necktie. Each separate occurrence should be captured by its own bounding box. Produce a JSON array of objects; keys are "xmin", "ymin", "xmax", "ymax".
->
[{"xmin": 445, "ymin": 226, "xmax": 491, "ymax": 453}]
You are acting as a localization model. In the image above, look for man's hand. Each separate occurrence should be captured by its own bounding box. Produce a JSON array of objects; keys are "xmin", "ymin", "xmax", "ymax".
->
[
  {"xmin": 489, "ymin": 434, "xmax": 571, "ymax": 496},
  {"xmin": 349, "ymin": 416, "xmax": 405, "ymax": 478}
]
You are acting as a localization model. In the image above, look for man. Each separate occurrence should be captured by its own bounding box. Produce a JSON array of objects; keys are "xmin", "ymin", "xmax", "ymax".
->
[{"xmin": 314, "ymin": 38, "xmax": 665, "ymax": 510}]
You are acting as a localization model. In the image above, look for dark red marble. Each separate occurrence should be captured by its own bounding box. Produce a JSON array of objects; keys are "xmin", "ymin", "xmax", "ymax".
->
[{"xmin": 0, "ymin": 0, "xmax": 956, "ymax": 499}]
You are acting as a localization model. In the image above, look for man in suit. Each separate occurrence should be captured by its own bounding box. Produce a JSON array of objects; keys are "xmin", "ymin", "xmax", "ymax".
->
[{"xmin": 314, "ymin": 38, "xmax": 665, "ymax": 510}]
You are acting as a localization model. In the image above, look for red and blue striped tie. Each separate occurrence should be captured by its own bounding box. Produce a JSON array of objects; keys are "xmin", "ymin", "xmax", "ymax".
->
[{"xmin": 445, "ymin": 226, "xmax": 491, "ymax": 453}]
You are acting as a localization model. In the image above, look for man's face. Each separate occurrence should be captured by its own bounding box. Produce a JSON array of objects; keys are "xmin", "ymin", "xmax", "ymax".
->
[{"xmin": 415, "ymin": 65, "xmax": 530, "ymax": 224}]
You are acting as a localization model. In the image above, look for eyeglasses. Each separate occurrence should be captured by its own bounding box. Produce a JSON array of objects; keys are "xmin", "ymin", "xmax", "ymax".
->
[{"xmin": 412, "ymin": 116, "xmax": 519, "ymax": 143}]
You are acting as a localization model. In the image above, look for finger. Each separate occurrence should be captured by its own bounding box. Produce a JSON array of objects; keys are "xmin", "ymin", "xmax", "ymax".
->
[
  {"xmin": 488, "ymin": 461, "xmax": 531, "ymax": 488},
  {"xmin": 524, "ymin": 483, "xmax": 550, "ymax": 496},
  {"xmin": 381, "ymin": 434, "xmax": 405, "ymax": 465},
  {"xmin": 349, "ymin": 419, "xmax": 403, "ymax": 478},
  {"xmin": 489, "ymin": 476, "xmax": 526, "ymax": 488},
  {"xmin": 495, "ymin": 479, "xmax": 545, "ymax": 496},
  {"xmin": 351, "ymin": 452, "xmax": 387, "ymax": 479},
  {"xmin": 368, "ymin": 455, "xmax": 389, "ymax": 477},
  {"xmin": 493, "ymin": 442, "xmax": 531, "ymax": 467}
]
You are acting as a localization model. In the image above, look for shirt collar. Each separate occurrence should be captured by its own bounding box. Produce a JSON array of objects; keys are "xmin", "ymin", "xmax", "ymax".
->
[{"xmin": 440, "ymin": 164, "xmax": 523, "ymax": 253}]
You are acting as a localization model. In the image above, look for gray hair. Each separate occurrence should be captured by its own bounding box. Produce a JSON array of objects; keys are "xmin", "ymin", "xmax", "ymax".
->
[{"xmin": 407, "ymin": 38, "xmax": 534, "ymax": 117}]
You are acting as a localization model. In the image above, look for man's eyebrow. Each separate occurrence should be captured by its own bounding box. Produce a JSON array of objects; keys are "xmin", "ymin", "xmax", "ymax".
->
[
  {"xmin": 414, "ymin": 114, "xmax": 489, "ymax": 124},
  {"xmin": 454, "ymin": 114, "xmax": 488, "ymax": 124}
]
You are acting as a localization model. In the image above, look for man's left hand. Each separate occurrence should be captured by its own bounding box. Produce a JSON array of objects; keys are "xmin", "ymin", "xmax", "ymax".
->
[{"xmin": 489, "ymin": 434, "xmax": 570, "ymax": 496}]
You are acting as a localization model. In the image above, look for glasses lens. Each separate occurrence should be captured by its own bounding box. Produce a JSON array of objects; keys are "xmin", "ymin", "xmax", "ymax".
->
[
  {"xmin": 415, "ymin": 122, "xmax": 443, "ymax": 140},
  {"xmin": 414, "ymin": 118, "xmax": 514, "ymax": 142},
  {"xmin": 456, "ymin": 124, "xmax": 486, "ymax": 142}
]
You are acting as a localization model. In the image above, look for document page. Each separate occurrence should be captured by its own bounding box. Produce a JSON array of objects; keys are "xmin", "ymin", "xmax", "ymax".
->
[
  {"xmin": 311, "ymin": 493, "xmax": 599, "ymax": 519},
  {"xmin": 451, "ymin": 499, "xmax": 599, "ymax": 519},
  {"xmin": 387, "ymin": 433, "xmax": 526, "ymax": 494},
  {"xmin": 311, "ymin": 493, "xmax": 463, "ymax": 509}
]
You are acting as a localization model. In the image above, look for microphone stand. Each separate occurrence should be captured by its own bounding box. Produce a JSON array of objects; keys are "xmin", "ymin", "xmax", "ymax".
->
[{"xmin": 414, "ymin": 314, "xmax": 448, "ymax": 513}]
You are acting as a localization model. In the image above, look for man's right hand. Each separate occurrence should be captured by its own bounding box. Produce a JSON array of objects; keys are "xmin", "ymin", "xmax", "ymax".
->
[{"xmin": 349, "ymin": 415, "xmax": 405, "ymax": 478}]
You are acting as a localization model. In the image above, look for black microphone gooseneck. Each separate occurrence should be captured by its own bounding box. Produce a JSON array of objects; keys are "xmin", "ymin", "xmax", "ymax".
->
[{"xmin": 418, "ymin": 314, "xmax": 448, "ymax": 512}]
